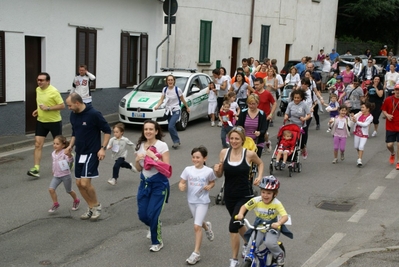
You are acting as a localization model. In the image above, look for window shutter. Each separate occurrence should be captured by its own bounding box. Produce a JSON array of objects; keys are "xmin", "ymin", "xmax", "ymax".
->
[
  {"xmin": 76, "ymin": 28, "xmax": 97, "ymax": 88},
  {"xmin": 139, "ymin": 33, "xmax": 148, "ymax": 82},
  {"xmin": 0, "ymin": 31, "xmax": 4, "ymax": 103},
  {"xmin": 120, "ymin": 32, "xmax": 130, "ymax": 87}
]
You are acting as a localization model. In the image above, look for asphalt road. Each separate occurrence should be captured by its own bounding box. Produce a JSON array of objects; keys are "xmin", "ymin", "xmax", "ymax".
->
[{"xmin": 1, "ymin": 104, "xmax": 399, "ymax": 267}]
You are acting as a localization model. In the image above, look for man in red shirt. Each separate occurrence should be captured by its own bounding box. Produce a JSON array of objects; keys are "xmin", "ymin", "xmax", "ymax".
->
[
  {"xmin": 254, "ymin": 78, "xmax": 277, "ymax": 152},
  {"xmin": 381, "ymin": 84, "xmax": 399, "ymax": 169}
]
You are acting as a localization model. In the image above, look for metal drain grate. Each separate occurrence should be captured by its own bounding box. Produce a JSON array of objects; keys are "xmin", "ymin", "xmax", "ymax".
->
[{"xmin": 316, "ymin": 201, "xmax": 354, "ymax": 212}]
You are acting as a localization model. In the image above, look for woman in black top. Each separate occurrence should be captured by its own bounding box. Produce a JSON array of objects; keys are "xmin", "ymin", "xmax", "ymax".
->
[
  {"xmin": 366, "ymin": 75, "xmax": 384, "ymax": 137},
  {"xmin": 214, "ymin": 126, "xmax": 264, "ymax": 267}
]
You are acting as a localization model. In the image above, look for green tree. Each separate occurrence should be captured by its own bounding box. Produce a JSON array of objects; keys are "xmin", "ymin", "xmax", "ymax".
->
[{"xmin": 337, "ymin": 0, "xmax": 399, "ymax": 46}]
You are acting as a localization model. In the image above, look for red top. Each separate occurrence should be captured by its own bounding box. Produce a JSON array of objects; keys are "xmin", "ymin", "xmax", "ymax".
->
[
  {"xmin": 255, "ymin": 89, "xmax": 275, "ymax": 116},
  {"xmin": 220, "ymin": 110, "xmax": 235, "ymax": 126},
  {"xmin": 381, "ymin": 96, "xmax": 399, "ymax": 132}
]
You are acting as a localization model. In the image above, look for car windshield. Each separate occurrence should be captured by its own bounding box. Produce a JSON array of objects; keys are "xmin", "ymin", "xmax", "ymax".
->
[
  {"xmin": 374, "ymin": 57, "xmax": 386, "ymax": 65},
  {"xmin": 136, "ymin": 75, "xmax": 188, "ymax": 93}
]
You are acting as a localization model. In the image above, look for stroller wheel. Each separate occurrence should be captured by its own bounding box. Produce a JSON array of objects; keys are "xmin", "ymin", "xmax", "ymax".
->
[
  {"xmin": 297, "ymin": 162, "xmax": 302, "ymax": 173},
  {"xmin": 277, "ymin": 111, "xmax": 282, "ymax": 117},
  {"xmin": 215, "ymin": 194, "xmax": 222, "ymax": 205},
  {"xmin": 288, "ymin": 166, "xmax": 293, "ymax": 177}
]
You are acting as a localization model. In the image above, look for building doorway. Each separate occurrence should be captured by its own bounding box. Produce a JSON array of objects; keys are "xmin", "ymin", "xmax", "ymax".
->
[{"xmin": 25, "ymin": 36, "xmax": 42, "ymax": 134}]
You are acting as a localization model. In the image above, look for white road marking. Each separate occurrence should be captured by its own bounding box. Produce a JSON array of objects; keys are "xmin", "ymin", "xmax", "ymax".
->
[
  {"xmin": 368, "ymin": 186, "xmax": 386, "ymax": 200},
  {"xmin": 385, "ymin": 169, "xmax": 398, "ymax": 179},
  {"xmin": 301, "ymin": 232, "xmax": 346, "ymax": 267},
  {"xmin": 347, "ymin": 209, "xmax": 367, "ymax": 223}
]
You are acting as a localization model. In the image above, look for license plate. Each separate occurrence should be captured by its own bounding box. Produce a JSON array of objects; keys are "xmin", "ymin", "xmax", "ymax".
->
[{"xmin": 132, "ymin": 112, "xmax": 145, "ymax": 118}]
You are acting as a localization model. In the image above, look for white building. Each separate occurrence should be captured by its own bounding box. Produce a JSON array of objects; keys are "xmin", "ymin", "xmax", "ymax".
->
[
  {"xmin": 0, "ymin": 0, "xmax": 338, "ymax": 135},
  {"xmin": 163, "ymin": 0, "xmax": 338, "ymax": 76},
  {"xmin": 0, "ymin": 0, "xmax": 164, "ymax": 135}
]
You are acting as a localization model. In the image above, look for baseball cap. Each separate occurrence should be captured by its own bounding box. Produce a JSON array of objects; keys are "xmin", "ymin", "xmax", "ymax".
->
[
  {"xmin": 384, "ymin": 45, "xmax": 387, "ymax": 48},
  {"xmin": 394, "ymin": 84, "xmax": 399, "ymax": 90},
  {"xmin": 332, "ymin": 48, "xmax": 336, "ymax": 51}
]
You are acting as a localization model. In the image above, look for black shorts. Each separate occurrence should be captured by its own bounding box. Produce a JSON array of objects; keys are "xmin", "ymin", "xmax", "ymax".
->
[
  {"xmin": 75, "ymin": 153, "xmax": 99, "ymax": 178},
  {"xmin": 35, "ymin": 121, "xmax": 62, "ymax": 138},
  {"xmin": 386, "ymin": 130, "xmax": 399, "ymax": 143},
  {"xmin": 225, "ymin": 196, "xmax": 251, "ymax": 233}
]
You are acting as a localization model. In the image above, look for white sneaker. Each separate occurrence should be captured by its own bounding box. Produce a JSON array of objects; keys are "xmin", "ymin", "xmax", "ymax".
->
[
  {"xmin": 205, "ymin": 221, "xmax": 214, "ymax": 241},
  {"xmin": 149, "ymin": 243, "xmax": 163, "ymax": 252},
  {"xmin": 108, "ymin": 178, "xmax": 116, "ymax": 186},
  {"xmin": 218, "ymin": 121, "xmax": 222, "ymax": 127},
  {"xmin": 186, "ymin": 252, "xmax": 201, "ymax": 265},
  {"xmin": 90, "ymin": 207, "xmax": 101, "ymax": 221},
  {"xmin": 372, "ymin": 131, "xmax": 377, "ymax": 137},
  {"xmin": 326, "ymin": 128, "xmax": 331, "ymax": 133},
  {"xmin": 146, "ymin": 228, "xmax": 151, "ymax": 239},
  {"xmin": 229, "ymin": 258, "xmax": 239, "ymax": 267},
  {"xmin": 130, "ymin": 163, "xmax": 138, "ymax": 173},
  {"xmin": 211, "ymin": 121, "xmax": 215, "ymax": 127},
  {"xmin": 332, "ymin": 158, "xmax": 338, "ymax": 164},
  {"xmin": 357, "ymin": 158, "xmax": 362, "ymax": 167}
]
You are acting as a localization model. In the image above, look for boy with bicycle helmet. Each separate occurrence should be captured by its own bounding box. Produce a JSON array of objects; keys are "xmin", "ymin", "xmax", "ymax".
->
[{"xmin": 236, "ymin": 175, "xmax": 292, "ymax": 266}]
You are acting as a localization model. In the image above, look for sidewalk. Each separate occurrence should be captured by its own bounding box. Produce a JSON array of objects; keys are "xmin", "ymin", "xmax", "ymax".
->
[{"xmin": 0, "ymin": 113, "xmax": 119, "ymax": 154}]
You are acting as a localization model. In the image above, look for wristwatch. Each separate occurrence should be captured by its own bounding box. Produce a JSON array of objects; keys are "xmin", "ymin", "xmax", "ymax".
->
[
  {"xmin": 47, "ymin": 106, "xmax": 51, "ymax": 111},
  {"xmin": 101, "ymin": 146, "xmax": 106, "ymax": 149}
]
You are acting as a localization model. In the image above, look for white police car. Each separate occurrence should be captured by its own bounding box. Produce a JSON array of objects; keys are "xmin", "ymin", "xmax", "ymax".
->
[{"xmin": 119, "ymin": 68, "xmax": 212, "ymax": 131}]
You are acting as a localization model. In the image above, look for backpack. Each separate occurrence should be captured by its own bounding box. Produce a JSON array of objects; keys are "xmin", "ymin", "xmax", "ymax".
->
[{"xmin": 163, "ymin": 86, "xmax": 181, "ymax": 106}]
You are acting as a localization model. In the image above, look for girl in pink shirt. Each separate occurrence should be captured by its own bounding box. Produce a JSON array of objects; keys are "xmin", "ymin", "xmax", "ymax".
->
[{"xmin": 48, "ymin": 135, "xmax": 80, "ymax": 213}]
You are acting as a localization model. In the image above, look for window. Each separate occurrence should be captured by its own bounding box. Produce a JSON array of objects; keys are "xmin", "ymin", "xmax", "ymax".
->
[
  {"xmin": 199, "ymin": 20, "xmax": 212, "ymax": 63},
  {"xmin": 76, "ymin": 28, "xmax": 97, "ymax": 89},
  {"xmin": 259, "ymin": 25, "xmax": 270, "ymax": 61},
  {"xmin": 0, "ymin": 31, "xmax": 4, "ymax": 103}
]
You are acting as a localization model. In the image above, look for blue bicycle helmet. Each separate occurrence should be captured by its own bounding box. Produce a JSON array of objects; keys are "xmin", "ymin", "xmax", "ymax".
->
[
  {"xmin": 336, "ymin": 75, "xmax": 342, "ymax": 80},
  {"xmin": 259, "ymin": 175, "xmax": 280, "ymax": 190}
]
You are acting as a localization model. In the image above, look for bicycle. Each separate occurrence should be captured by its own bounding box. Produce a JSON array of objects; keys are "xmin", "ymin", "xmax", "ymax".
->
[{"xmin": 234, "ymin": 218, "xmax": 285, "ymax": 267}]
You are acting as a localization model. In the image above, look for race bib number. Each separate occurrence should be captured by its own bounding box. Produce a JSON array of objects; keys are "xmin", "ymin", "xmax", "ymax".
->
[
  {"xmin": 78, "ymin": 154, "xmax": 87, "ymax": 163},
  {"xmin": 58, "ymin": 160, "xmax": 69, "ymax": 171},
  {"xmin": 337, "ymin": 120, "xmax": 345, "ymax": 129},
  {"xmin": 112, "ymin": 144, "xmax": 119, "ymax": 152}
]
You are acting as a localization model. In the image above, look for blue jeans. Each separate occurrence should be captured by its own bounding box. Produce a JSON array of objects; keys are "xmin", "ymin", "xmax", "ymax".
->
[
  {"xmin": 221, "ymin": 125, "xmax": 233, "ymax": 148},
  {"xmin": 167, "ymin": 110, "xmax": 180, "ymax": 144},
  {"xmin": 112, "ymin": 157, "xmax": 131, "ymax": 179}
]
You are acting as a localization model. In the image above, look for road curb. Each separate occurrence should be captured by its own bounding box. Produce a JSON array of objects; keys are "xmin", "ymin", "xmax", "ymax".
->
[{"xmin": 326, "ymin": 246, "xmax": 399, "ymax": 267}]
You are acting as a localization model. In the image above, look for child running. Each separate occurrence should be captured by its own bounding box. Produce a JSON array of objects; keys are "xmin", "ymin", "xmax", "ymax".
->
[
  {"xmin": 325, "ymin": 94, "xmax": 340, "ymax": 132},
  {"xmin": 179, "ymin": 146, "xmax": 216, "ymax": 265},
  {"xmin": 351, "ymin": 102, "xmax": 374, "ymax": 167},
  {"xmin": 107, "ymin": 123, "xmax": 137, "ymax": 186},
  {"xmin": 225, "ymin": 91, "xmax": 240, "ymax": 124},
  {"xmin": 219, "ymin": 100, "xmax": 235, "ymax": 148},
  {"xmin": 48, "ymin": 135, "xmax": 80, "ymax": 213},
  {"xmin": 329, "ymin": 105, "xmax": 352, "ymax": 163},
  {"xmin": 235, "ymin": 175, "xmax": 293, "ymax": 266},
  {"xmin": 334, "ymin": 75, "xmax": 345, "ymax": 105},
  {"xmin": 274, "ymin": 130, "xmax": 294, "ymax": 169},
  {"xmin": 207, "ymin": 82, "xmax": 218, "ymax": 127}
]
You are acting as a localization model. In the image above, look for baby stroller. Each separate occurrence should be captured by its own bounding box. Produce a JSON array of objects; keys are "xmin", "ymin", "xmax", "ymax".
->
[
  {"xmin": 269, "ymin": 123, "xmax": 302, "ymax": 177},
  {"xmin": 277, "ymin": 84, "xmax": 294, "ymax": 117},
  {"xmin": 215, "ymin": 136, "xmax": 258, "ymax": 205}
]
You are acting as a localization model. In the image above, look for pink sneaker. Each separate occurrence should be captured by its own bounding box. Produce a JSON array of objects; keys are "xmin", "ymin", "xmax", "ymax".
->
[
  {"xmin": 302, "ymin": 150, "xmax": 308, "ymax": 159},
  {"xmin": 72, "ymin": 199, "xmax": 80, "ymax": 211}
]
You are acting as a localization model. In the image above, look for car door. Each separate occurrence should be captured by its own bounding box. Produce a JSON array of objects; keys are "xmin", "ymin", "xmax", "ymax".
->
[
  {"xmin": 185, "ymin": 76, "xmax": 203, "ymax": 120},
  {"xmin": 198, "ymin": 75, "xmax": 211, "ymax": 116}
]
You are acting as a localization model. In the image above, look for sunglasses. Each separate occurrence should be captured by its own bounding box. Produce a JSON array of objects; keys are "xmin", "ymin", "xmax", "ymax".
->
[{"xmin": 231, "ymin": 126, "xmax": 244, "ymax": 132}]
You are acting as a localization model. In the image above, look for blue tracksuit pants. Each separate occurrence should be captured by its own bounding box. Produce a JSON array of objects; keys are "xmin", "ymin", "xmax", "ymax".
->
[{"xmin": 137, "ymin": 172, "xmax": 170, "ymax": 245}]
